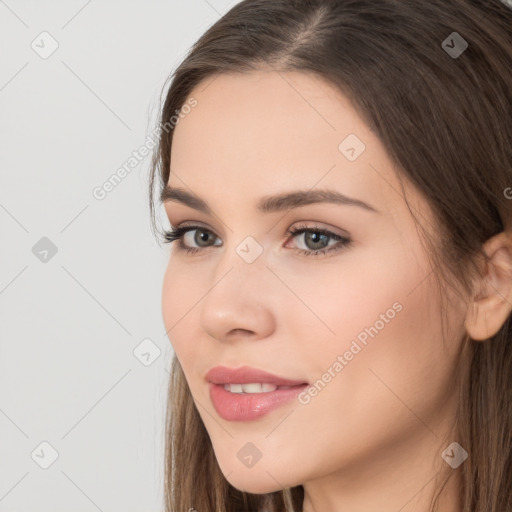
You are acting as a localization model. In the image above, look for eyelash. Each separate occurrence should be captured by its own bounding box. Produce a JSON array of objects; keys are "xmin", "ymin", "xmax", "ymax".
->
[{"xmin": 162, "ymin": 223, "xmax": 352, "ymax": 257}]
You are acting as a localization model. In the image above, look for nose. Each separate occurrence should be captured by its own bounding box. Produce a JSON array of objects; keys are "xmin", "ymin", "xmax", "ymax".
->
[{"xmin": 199, "ymin": 247, "xmax": 277, "ymax": 344}]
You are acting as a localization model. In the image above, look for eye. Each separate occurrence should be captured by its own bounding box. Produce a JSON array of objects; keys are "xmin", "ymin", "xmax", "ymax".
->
[
  {"xmin": 285, "ymin": 223, "xmax": 352, "ymax": 256},
  {"xmin": 163, "ymin": 224, "xmax": 221, "ymax": 255},
  {"xmin": 162, "ymin": 223, "xmax": 352, "ymax": 257}
]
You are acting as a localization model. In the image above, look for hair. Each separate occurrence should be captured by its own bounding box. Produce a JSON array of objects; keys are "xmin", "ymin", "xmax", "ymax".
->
[{"xmin": 147, "ymin": 1, "xmax": 512, "ymax": 510}]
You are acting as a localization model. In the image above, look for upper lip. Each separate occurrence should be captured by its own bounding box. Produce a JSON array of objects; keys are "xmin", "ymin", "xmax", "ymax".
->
[{"xmin": 205, "ymin": 365, "xmax": 308, "ymax": 386}]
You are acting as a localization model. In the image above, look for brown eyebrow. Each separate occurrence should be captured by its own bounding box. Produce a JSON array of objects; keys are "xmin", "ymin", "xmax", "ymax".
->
[{"xmin": 160, "ymin": 186, "xmax": 379, "ymax": 214}]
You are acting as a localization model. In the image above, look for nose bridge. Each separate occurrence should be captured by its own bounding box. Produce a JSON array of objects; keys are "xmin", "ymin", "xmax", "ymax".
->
[
  {"xmin": 199, "ymin": 232, "xmax": 275, "ymax": 341},
  {"xmin": 211, "ymin": 232, "xmax": 269, "ymax": 300}
]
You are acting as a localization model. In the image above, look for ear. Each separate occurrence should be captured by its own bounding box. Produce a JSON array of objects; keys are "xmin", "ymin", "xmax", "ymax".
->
[{"xmin": 465, "ymin": 231, "xmax": 512, "ymax": 341}]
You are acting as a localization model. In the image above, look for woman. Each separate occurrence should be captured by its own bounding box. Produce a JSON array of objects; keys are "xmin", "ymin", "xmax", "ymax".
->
[{"xmin": 148, "ymin": 1, "xmax": 512, "ymax": 510}]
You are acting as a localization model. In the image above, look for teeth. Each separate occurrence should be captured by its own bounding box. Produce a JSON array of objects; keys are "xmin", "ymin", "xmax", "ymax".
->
[
  {"xmin": 225, "ymin": 383, "xmax": 243, "ymax": 393},
  {"xmin": 223, "ymin": 383, "xmax": 278, "ymax": 394}
]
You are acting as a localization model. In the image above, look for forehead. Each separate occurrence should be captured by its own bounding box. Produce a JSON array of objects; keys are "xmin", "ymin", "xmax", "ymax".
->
[
  {"xmin": 171, "ymin": 70, "xmax": 365, "ymax": 170},
  {"xmin": 168, "ymin": 70, "xmax": 419, "ymax": 219}
]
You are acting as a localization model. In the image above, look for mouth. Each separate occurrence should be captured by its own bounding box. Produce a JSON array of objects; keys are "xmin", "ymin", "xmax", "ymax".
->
[
  {"xmin": 205, "ymin": 365, "xmax": 309, "ymax": 421},
  {"xmin": 221, "ymin": 383, "xmax": 302, "ymax": 393}
]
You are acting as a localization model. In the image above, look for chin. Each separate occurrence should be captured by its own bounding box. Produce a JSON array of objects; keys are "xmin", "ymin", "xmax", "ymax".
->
[{"xmin": 224, "ymin": 472, "xmax": 286, "ymax": 494}]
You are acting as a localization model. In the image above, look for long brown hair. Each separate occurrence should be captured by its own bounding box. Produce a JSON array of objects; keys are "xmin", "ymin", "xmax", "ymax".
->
[{"xmin": 148, "ymin": 1, "xmax": 512, "ymax": 510}]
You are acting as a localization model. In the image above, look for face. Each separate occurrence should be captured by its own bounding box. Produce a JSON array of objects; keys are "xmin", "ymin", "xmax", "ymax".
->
[{"xmin": 161, "ymin": 70, "xmax": 468, "ymax": 499}]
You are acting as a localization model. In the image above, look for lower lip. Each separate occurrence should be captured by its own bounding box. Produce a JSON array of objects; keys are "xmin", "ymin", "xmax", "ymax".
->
[{"xmin": 208, "ymin": 382, "xmax": 308, "ymax": 422}]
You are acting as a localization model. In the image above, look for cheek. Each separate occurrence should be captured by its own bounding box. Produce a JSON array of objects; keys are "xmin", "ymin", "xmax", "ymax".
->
[
  {"xmin": 288, "ymin": 243, "xmax": 460, "ymax": 445},
  {"xmin": 161, "ymin": 254, "xmax": 222, "ymax": 394},
  {"xmin": 161, "ymin": 256, "xmax": 197, "ymax": 356},
  {"xmin": 279, "ymin": 235, "xmax": 427, "ymax": 357},
  {"xmin": 161, "ymin": 258, "xmax": 177, "ymax": 337}
]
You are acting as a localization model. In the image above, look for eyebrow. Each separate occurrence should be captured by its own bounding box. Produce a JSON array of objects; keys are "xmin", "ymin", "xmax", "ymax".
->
[{"xmin": 160, "ymin": 185, "xmax": 379, "ymax": 214}]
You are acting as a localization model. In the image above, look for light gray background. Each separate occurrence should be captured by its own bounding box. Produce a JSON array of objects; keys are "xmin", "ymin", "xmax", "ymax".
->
[{"xmin": 0, "ymin": 1, "xmax": 241, "ymax": 511}]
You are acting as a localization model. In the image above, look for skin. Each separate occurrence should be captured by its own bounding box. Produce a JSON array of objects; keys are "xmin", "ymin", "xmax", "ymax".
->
[{"xmin": 161, "ymin": 69, "xmax": 512, "ymax": 512}]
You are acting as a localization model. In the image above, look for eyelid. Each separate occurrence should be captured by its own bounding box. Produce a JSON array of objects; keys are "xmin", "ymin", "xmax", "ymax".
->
[{"xmin": 169, "ymin": 219, "xmax": 214, "ymax": 231}]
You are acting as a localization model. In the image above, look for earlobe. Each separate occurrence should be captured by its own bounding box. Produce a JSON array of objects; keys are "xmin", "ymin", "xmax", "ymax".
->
[{"xmin": 464, "ymin": 231, "xmax": 512, "ymax": 341}]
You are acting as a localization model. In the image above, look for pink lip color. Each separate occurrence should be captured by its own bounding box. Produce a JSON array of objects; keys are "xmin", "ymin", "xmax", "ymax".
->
[{"xmin": 205, "ymin": 365, "xmax": 308, "ymax": 422}]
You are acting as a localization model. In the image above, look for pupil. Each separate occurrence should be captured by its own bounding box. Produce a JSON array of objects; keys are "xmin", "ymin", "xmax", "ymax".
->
[
  {"xmin": 196, "ymin": 230, "xmax": 211, "ymax": 246},
  {"xmin": 307, "ymin": 232, "xmax": 327, "ymax": 250}
]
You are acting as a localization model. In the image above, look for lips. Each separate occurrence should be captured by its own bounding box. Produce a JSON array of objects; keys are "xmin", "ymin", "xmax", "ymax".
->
[
  {"xmin": 205, "ymin": 365, "xmax": 309, "ymax": 421},
  {"xmin": 205, "ymin": 365, "xmax": 308, "ymax": 387}
]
